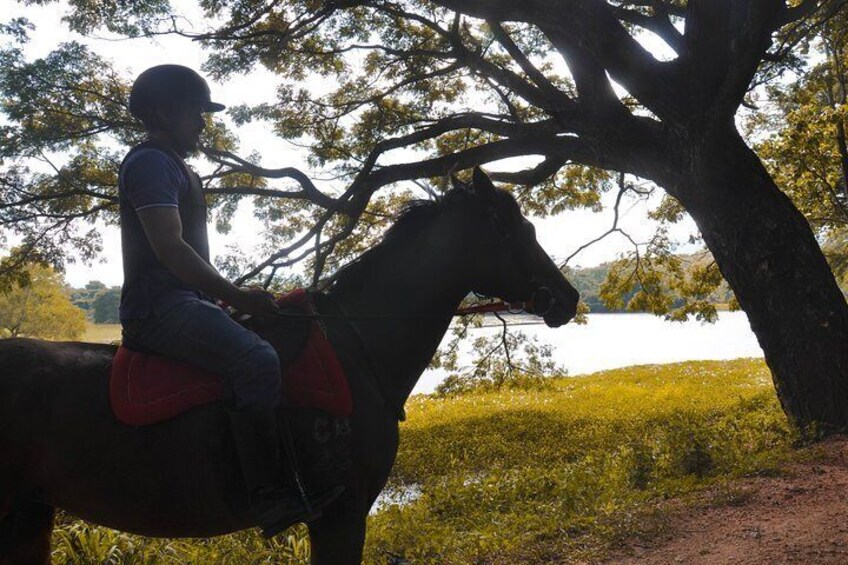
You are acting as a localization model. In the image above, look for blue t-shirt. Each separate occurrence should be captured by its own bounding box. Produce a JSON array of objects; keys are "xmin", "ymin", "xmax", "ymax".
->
[
  {"xmin": 121, "ymin": 148, "xmax": 186, "ymax": 211},
  {"xmin": 119, "ymin": 148, "xmax": 205, "ymax": 320}
]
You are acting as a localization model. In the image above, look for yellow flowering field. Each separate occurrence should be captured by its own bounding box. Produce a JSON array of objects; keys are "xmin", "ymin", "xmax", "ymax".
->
[{"xmin": 365, "ymin": 358, "xmax": 793, "ymax": 563}]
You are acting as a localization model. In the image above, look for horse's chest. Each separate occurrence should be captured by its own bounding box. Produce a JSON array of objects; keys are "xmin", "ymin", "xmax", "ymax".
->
[
  {"xmin": 308, "ymin": 413, "xmax": 356, "ymax": 475},
  {"xmin": 289, "ymin": 410, "xmax": 356, "ymax": 489},
  {"xmin": 289, "ymin": 408, "xmax": 398, "ymax": 491}
]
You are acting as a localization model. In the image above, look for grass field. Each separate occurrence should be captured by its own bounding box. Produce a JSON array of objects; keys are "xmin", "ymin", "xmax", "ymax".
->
[
  {"xmin": 81, "ymin": 322, "xmax": 121, "ymax": 344},
  {"xmin": 51, "ymin": 358, "xmax": 795, "ymax": 564}
]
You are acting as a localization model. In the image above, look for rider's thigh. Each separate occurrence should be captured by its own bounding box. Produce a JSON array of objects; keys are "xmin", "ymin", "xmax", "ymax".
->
[{"xmin": 121, "ymin": 298, "xmax": 281, "ymax": 409}]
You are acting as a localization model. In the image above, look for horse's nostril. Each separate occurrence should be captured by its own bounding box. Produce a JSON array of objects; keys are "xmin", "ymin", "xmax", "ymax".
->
[{"xmin": 531, "ymin": 287, "xmax": 554, "ymax": 315}]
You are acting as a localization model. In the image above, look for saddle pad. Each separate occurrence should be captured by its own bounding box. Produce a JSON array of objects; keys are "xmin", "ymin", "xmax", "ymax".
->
[{"xmin": 110, "ymin": 290, "xmax": 353, "ymax": 425}]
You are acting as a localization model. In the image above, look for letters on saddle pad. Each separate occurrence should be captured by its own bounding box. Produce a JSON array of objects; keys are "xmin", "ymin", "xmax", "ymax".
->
[{"xmin": 110, "ymin": 290, "xmax": 353, "ymax": 425}]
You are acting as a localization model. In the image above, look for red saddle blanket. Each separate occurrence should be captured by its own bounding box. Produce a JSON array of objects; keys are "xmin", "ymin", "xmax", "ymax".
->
[{"xmin": 110, "ymin": 290, "xmax": 352, "ymax": 425}]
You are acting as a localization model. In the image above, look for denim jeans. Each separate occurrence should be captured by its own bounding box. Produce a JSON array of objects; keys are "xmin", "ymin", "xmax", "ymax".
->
[{"xmin": 122, "ymin": 298, "xmax": 281, "ymax": 412}]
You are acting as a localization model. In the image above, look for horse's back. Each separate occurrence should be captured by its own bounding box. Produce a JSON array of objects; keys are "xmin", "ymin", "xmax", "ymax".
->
[
  {"xmin": 0, "ymin": 337, "xmax": 115, "ymax": 376},
  {"xmin": 0, "ymin": 337, "xmax": 114, "ymax": 417},
  {"xmin": 0, "ymin": 338, "xmax": 115, "ymax": 458}
]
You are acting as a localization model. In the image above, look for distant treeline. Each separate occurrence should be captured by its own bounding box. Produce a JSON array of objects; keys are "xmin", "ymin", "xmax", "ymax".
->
[
  {"xmin": 70, "ymin": 281, "xmax": 120, "ymax": 324},
  {"xmin": 566, "ymin": 255, "xmax": 735, "ymax": 313}
]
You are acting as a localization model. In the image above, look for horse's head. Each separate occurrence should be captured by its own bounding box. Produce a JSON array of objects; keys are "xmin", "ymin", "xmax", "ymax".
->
[{"xmin": 456, "ymin": 167, "xmax": 579, "ymax": 328}]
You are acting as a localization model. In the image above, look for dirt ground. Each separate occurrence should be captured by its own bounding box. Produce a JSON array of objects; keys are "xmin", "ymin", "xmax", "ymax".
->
[{"xmin": 601, "ymin": 435, "xmax": 848, "ymax": 564}]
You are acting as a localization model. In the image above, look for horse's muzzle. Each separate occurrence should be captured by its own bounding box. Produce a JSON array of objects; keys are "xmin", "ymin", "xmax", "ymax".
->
[{"xmin": 539, "ymin": 287, "xmax": 579, "ymax": 328}]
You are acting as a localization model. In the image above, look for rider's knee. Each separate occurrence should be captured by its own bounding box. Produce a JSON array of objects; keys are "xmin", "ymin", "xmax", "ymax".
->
[
  {"xmin": 232, "ymin": 341, "xmax": 281, "ymax": 411},
  {"xmin": 252, "ymin": 341, "xmax": 281, "ymax": 378}
]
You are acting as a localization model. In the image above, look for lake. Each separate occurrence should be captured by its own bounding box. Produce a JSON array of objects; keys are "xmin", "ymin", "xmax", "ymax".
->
[{"xmin": 413, "ymin": 311, "xmax": 764, "ymax": 394}]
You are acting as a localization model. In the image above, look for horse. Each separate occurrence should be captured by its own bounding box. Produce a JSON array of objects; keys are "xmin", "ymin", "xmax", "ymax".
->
[{"xmin": 0, "ymin": 167, "xmax": 579, "ymax": 564}]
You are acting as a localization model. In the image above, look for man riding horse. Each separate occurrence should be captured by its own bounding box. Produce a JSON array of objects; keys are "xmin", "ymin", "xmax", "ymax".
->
[
  {"xmin": 118, "ymin": 64, "xmax": 341, "ymax": 538},
  {"xmin": 0, "ymin": 94, "xmax": 578, "ymax": 560}
]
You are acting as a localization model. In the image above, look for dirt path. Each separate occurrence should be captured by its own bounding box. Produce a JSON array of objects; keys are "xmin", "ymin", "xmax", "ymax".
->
[{"xmin": 602, "ymin": 436, "xmax": 848, "ymax": 564}]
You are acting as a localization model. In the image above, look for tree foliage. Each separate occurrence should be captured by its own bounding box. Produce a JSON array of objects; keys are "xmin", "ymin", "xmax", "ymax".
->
[
  {"xmin": 91, "ymin": 285, "xmax": 120, "ymax": 323},
  {"xmin": 0, "ymin": 0, "xmax": 842, "ymax": 299},
  {"xmin": 0, "ymin": 17, "xmax": 249, "ymax": 275},
  {"xmin": 69, "ymin": 280, "xmax": 106, "ymax": 311},
  {"xmin": 0, "ymin": 262, "xmax": 87, "ymax": 339}
]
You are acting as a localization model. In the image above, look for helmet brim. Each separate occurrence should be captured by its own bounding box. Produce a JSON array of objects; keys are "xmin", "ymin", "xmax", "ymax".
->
[{"xmin": 204, "ymin": 101, "xmax": 226, "ymax": 113}]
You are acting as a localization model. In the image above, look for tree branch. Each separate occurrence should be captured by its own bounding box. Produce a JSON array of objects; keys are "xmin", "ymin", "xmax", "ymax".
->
[
  {"xmin": 561, "ymin": 173, "xmax": 631, "ymax": 267},
  {"xmin": 430, "ymin": 0, "xmax": 680, "ymax": 120},
  {"xmin": 0, "ymin": 189, "xmax": 118, "ymax": 210},
  {"xmin": 487, "ymin": 156, "xmax": 568, "ymax": 185},
  {"xmin": 449, "ymin": 29, "xmax": 571, "ymax": 116},
  {"xmin": 542, "ymin": 25, "xmax": 629, "ymax": 115},
  {"xmin": 610, "ymin": 4, "xmax": 685, "ymax": 53},
  {"xmin": 366, "ymin": 135, "xmax": 603, "ymax": 187},
  {"xmin": 201, "ymin": 147, "xmax": 347, "ymax": 211},
  {"xmin": 232, "ymin": 207, "xmax": 338, "ymax": 285},
  {"xmin": 487, "ymin": 21, "xmax": 570, "ymax": 101}
]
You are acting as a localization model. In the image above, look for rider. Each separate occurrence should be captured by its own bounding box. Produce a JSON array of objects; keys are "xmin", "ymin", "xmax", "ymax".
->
[{"xmin": 118, "ymin": 64, "xmax": 340, "ymax": 537}]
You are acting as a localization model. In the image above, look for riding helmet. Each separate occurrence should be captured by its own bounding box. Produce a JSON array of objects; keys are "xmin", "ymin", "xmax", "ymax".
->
[{"xmin": 129, "ymin": 64, "xmax": 225, "ymax": 121}]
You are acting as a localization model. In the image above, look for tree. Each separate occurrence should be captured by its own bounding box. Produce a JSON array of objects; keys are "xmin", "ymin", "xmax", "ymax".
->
[
  {"xmin": 91, "ymin": 286, "xmax": 120, "ymax": 324},
  {"xmin": 1, "ymin": 1, "xmax": 848, "ymax": 431},
  {"xmin": 70, "ymin": 280, "xmax": 107, "ymax": 313},
  {"xmin": 0, "ymin": 262, "xmax": 87, "ymax": 339},
  {"xmin": 69, "ymin": 281, "xmax": 121, "ymax": 323}
]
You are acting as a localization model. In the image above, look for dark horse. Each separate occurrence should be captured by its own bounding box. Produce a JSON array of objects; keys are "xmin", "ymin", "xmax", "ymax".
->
[{"xmin": 0, "ymin": 168, "xmax": 578, "ymax": 564}]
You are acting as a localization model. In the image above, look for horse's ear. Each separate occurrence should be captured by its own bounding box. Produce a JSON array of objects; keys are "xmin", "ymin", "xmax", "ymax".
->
[
  {"xmin": 472, "ymin": 166, "xmax": 497, "ymax": 195},
  {"xmin": 450, "ymin": 174, "xmax": 465, "ymax": 191}
]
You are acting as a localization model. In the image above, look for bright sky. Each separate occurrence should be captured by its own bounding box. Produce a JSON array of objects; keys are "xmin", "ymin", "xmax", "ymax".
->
[{"xmin": 1, "ymin": 0, "xmax": 701, "ymax": 288}]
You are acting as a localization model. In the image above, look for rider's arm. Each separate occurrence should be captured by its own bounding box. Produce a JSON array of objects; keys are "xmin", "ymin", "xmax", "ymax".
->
[
  {"xmin": 137, "ymin": 206, "xmax": 240, "ymax": 303},
  {"xmin": 136, "ymin": 207, "xmax": 276, "ymax": 316}
]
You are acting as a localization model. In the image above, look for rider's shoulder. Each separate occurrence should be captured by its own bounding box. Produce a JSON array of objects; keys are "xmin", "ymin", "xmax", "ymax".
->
[
  {"xmin": 122, "ymin": 147, "xmax": 186, "ymax": 184},
  {"xmin": 125, "ymin": 146, "xmax": 180, "ymax": 169}
]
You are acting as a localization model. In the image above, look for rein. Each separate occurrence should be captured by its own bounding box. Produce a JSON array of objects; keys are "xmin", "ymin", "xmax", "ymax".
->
[
  {"xmin": 268, "ymin": 302, "xmax": 526, "ymax": 320},
  {"xmin": 258, "ymin": 287, "xmax": 554, "ymax": 321},
  {"xmin": 455, "ymin": 299, "xmax": 534, "ymax": 317}
]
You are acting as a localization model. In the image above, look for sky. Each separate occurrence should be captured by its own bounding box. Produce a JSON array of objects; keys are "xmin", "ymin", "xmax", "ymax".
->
[{"xmin": 1, "ymin": 0, "xmax": 702, "ymax": 288}]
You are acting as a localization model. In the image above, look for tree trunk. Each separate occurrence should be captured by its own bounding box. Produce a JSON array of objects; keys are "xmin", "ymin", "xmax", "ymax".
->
[{"xmin": 671, "ymin": 127, "xmax": 848, "ymax": 433}]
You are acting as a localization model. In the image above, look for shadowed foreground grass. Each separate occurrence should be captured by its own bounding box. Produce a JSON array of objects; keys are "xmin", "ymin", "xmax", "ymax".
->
[{"xmin": 52, "ymin": 359, "xmax": 794, "ymax": 564}]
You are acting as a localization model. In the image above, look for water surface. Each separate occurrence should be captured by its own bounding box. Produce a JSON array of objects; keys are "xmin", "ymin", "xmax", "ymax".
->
[{"xmin": 413, "ymin": 311, "xmax": 763, "ymax": 394}]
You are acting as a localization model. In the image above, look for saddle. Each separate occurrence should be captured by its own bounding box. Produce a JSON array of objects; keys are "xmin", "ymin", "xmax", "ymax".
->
[{"xmin": 110, "ymin": 290, "xmax": 353, "ymax": 425}]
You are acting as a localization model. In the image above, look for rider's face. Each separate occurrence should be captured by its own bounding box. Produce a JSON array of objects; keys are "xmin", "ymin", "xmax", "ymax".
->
[
  {"xmin": 172, "ymin": 103, "xmax": 206, "ymax": 156},
  {"xmin": 155, "ymin": 103, "xmax": 206, "ymax": 157}
]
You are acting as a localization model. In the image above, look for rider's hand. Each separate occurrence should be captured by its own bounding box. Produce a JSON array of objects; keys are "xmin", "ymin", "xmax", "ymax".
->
[{"xmin": 229, "ymin": 287, "xmax": 279, "ymax": 318}]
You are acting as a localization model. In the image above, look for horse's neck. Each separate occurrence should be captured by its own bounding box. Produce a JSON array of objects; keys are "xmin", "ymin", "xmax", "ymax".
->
[{"xmin": 328, "ymin": 211, "xmax": 471, "ymax": 410}]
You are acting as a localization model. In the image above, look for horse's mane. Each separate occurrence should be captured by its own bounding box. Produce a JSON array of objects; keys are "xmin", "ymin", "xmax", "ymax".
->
[{"xmin": 323, "ymin": 189, "xmax": 470, "ymax": 292}]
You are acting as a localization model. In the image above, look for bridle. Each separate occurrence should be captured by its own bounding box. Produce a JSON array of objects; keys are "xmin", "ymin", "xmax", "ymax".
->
[
  {"xmin": 454, "ymin": 289, "xmax": 554, "ymax": 317},
  {"xmin": 474, "ymin": 197, "xmax": 558, "ymax": 319}
]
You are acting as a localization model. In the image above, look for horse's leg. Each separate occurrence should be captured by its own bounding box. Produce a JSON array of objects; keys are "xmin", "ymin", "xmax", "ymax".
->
[
  {"xmin": 0, "ymin": 500, "xmax": 55, "ymax": 565},
  {"xmin": 307, "ymin": 495, "xmax": 368, "ymax": 565}
]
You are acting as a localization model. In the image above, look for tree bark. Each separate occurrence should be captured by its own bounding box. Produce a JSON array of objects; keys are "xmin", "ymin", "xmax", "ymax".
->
[{"xmin": 668, "ymin": 126, "xmax": 848, "ymax": 433}]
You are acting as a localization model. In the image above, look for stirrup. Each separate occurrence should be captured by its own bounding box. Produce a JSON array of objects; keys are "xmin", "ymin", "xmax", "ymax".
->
[
  {"xmin": 277, "ymin": 410, "xmax": 331, "ymax": 517},
  {"xmin": 259, "ymin": 485, "xmax": 346, "ymax": 538}
]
